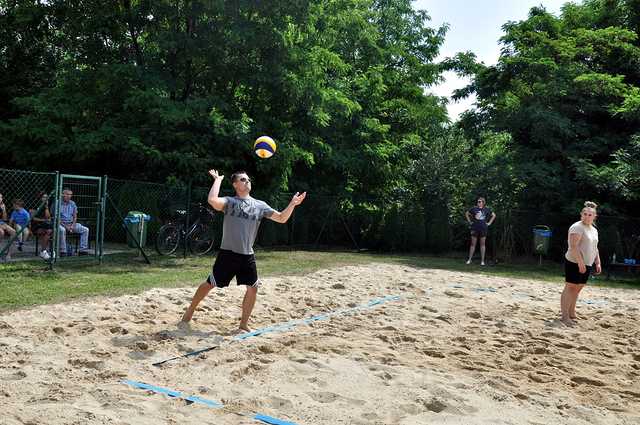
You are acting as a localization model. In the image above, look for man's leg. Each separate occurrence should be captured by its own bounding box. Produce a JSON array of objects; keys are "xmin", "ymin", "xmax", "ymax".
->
[
  {"xmin": 467, "ymin": 235, "xmax": 477, "ymax": 264},
  {"xmin": 479, "ymin": 236, "xmax": 487, "ymax": 265},
  {"xmin": 181, "ymin": 281, "xmax": 214, "ymax": 322},
  {"xmin": 183, "ymin": 251, "xmax": 231, "ymax": 324},
  {"xmin": 58, "ymin": 225, "xmax": 67, "ymax": 254},
  {"xmin": 239, "ymin": 286, "xmax": 258, "ymax": 332},
  {"xmin": 73, "ymin": 223, "xmax": 89, "ymax": 251}
]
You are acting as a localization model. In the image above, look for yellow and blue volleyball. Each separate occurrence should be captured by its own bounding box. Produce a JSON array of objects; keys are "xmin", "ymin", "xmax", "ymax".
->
[{"xmin": 254, "ymin": 136, "xmax": 277, "ymax": 159}]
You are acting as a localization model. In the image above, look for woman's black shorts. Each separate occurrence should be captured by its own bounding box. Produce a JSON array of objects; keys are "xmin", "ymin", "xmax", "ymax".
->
[
  {"xmin": 470, "ymin": 226, "xmax": 488, "ymax": 238},
  {"xmin": 32, "ymin": 222, "xmax": 53, "ymax": 233},
  {"xmin": 207, "ymin": 249, "xmax": 259, "ymax": 288},
  {"xmin": 565, "ymin": 259, "xmax": 592, "ymax": 284}
]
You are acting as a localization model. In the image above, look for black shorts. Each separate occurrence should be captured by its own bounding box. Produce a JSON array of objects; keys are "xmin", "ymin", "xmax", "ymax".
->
[
  {"xmin": 207, "ymin": 249, "xmax": 259, "ymax": 288},
  {"xmin": 33, "ymin": 222, "xmax": 53, "ymax": 232},
  {"xmin": 565, "ymin": 259, "xmax": 592, "ymax": 284},
  {"xmin": 470, "ymin": 226, "xmax": 488, "ymax": 238}
]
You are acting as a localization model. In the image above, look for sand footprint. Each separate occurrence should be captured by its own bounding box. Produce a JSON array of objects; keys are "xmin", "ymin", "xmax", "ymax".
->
[
  {"xmin": 422, "ymin": 348, "xmax": 446, "ymax": 358},
  {"xmin": 420, "ymin": 396, "xmax": 448, "ymax": 413},
  {"xmin": 68, "ymin": 358, "xmax": 105, "ymax": 370},
  {"xmin": 266, "ymin": 396, "xmax": 293, "ymax": 410},
  {"xmin": 109, "ymin": 326, "xmax": 129, "ymax": 335},
  {"xmin": 571, "ymin": 376, "xmax": 606, "ymax": 386},
  {"xmin": 2, "ymin": 370, "xmax": 27, "ymax": 380}
]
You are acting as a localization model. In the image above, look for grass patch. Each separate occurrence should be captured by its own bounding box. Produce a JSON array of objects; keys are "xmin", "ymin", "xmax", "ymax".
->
[{"xmin": 0, "ymin": 250, "xmax": 637, "ymax": 311}]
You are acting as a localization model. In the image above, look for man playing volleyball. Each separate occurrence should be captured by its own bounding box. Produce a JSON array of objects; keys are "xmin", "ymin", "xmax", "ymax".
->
[{"xmin": 181, "ymin": 169, "xmax": 306, "ymax": 332}]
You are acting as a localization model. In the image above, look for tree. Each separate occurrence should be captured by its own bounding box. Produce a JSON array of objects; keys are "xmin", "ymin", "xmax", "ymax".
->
[
  {"xmin": 1, "ymin": 0, "xmax": 448, "ymax": 202},
  {"xmin": 461, "ymin": 1, "xmax": 640, "ymax": 214}
]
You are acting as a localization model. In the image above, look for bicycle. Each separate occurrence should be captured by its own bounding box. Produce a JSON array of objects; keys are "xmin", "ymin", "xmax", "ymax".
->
[{"xmin": 155, "ymin": 203, "xmax": 216, "ymax": 255}]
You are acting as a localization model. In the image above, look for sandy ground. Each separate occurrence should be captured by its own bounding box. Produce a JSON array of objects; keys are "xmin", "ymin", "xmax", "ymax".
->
[{"xmin": 1, "ymin": 263, "xmax": 639, "ymax": 425}]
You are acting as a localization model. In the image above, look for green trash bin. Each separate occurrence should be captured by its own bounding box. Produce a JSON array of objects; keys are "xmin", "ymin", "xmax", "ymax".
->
[
  {"xmin": 124, "ymin": 211, "xmax": 151, "ymax": 248},
  {"xmin": 533, "ymin": 225, "xmax": 552, "ymax": 255}
]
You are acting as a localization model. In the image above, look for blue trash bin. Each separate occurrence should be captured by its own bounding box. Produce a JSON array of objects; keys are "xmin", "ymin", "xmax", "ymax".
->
[
  {"xmin": 124, "ymin": 211, "xmax": 151, "ymax": 248},
  {"xmin": 533, "ymin": 225, "xmax": 552, "ymax": 255}
]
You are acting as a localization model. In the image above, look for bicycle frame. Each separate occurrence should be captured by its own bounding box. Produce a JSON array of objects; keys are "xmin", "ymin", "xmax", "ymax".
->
[{"xmin": 156, "ymin": 204, "xmax": 215, "ymax": 256}]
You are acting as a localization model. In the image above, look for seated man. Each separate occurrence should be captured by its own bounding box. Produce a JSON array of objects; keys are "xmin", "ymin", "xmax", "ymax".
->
[
  {"xmin": 55, "ymin": 189, "xmax": 90, "ymax": 256},
  {"xmin": 30, "ymin": 192, "xmax": 53, "ymax": 260},
  {"xmin": 0, "ymin": 192, "xmax": 16, "ymax": 261},
  {"xmin": 9, "ymin": 199, "xmax": 30, "ymax": 251}
]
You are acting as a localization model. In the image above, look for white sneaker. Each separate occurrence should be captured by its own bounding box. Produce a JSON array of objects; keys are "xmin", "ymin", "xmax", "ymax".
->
[
  {"xmin": 466, "ymin": 259, "xmax": 472, "ymax": 265},
  {"xmin": 481, "ymin": 261, "xmax": 485, "ymax": 266},
  {"xmin": 40, "ymin": 250, "xmax": 50, "ymax": 260}
]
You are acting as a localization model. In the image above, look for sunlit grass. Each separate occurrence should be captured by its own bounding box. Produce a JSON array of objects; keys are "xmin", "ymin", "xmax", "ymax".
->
[{"xmin": 0, "ymin": 250, "xmax": 636, "ymax": 311}]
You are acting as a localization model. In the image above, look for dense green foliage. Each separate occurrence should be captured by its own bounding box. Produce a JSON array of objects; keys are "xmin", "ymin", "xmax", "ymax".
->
[
  {"xmin": 0, "ymin": 0, "xmax": 447, "ymax": 200},
  {"xmin": 1, "ymin": 0, "xmax": 638, "ymax": 253},
  {"xmin": 457, "ymin": 0, "xmax": 640, "ymax": 215}
]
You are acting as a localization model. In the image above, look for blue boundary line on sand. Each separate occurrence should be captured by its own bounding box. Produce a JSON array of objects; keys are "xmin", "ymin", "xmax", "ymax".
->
[
  {"xmin": 233, "ymin": 294, "xmax": 401, "ymax": 342},
  {"xmin": 122, "ymin": 380, "xmax": 223, "ymax": 408},
  {"xmin": 122, "ymin": 380, "xmax": 299, "ymax": 425},
  {"xmin": 152, "ymin": 295, "xmax": 401, "ymax": 366}
]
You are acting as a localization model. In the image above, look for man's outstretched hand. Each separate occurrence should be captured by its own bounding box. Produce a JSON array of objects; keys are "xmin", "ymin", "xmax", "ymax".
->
[{"xmin": 291, "ymin": 192, "xmax": 307, "ymax": 206}]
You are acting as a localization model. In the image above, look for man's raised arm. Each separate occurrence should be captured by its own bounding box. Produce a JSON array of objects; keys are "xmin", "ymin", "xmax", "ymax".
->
[{"xmin": 207, "ymin": 169, "xmax": 227, "ymax": 211}]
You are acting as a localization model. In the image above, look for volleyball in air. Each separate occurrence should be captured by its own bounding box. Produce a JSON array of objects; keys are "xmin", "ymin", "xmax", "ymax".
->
[{"xmin": 254, "ymin": 136, "xmax": 277, "ymax": 159}]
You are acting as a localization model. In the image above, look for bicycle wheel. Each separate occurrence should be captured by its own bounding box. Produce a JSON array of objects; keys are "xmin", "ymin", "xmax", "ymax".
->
[
  {"xmin": 156, "ymin": 224, "xmax": 181, "ymax": 255},
  {"xmin": 188, "ymin": 224, "xmax": 215, "ymax": 255}
]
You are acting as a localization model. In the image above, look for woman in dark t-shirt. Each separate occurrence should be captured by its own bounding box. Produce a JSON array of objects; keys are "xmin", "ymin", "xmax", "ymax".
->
[
  {"xmin": 465, "ymin": 197, "xmax": 496, "ymax": 266},
  {"xmin": 30, "ymin": 192, "xmax": 53, "ymax": 259}
]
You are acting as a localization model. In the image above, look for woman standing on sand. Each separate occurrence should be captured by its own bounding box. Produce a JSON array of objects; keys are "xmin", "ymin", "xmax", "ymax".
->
[{"xmin": 560, "ymin": 201, "xmax": 601, "ymax": 325}]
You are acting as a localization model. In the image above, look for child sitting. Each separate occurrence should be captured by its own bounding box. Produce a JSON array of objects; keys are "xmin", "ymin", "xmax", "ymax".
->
[{"xmin": 9, "ymin": 199, "xmax": 30, "ymax": 252}]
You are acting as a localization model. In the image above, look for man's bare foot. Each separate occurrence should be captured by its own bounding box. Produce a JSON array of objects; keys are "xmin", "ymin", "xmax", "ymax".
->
[{"xmin": 238, "ymin": 324, "xmax": 252, "ymax": 333}]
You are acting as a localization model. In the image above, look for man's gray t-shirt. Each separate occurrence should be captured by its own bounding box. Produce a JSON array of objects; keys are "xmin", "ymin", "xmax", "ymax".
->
[{"xmin": 220, "ymin": 196, "xmax": 275, "ymax": 254}]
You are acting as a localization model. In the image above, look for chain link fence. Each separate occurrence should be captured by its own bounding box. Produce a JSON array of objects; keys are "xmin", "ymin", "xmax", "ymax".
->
[
  {"xmin": 2, "ymin": 168, "xmax": 639, "ymax": 280},
  {"xmin": 0, "ymin": 169, "xmax": 57, "ymax": 261}
]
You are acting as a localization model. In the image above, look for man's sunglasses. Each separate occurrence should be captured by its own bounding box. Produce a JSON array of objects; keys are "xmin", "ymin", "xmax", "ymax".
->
[{"xmin": 238, "ymin": 177, "xmax": 251, "ymax": 183}]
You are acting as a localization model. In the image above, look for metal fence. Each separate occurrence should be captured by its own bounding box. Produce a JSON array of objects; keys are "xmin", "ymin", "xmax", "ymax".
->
[{"xmin": 1, "ymin": 168, "xmax": 639, "ymax": 273}]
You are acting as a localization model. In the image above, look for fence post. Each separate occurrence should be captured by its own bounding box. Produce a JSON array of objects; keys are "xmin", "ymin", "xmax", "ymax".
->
[
  {"xmin": 183, "ymin": 181, "xmax": 192, "ymax": 259},
  {"xmin": 99, "ymin": 175, "xmax": 108, "ymax": 263},
  {"xmin": 50, "ymin": 171, "xmax": 61, "ymax": 269}
]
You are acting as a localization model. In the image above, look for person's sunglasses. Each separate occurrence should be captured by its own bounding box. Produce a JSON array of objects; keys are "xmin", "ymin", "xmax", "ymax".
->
[{"xmin": 238, "ymin": 177, "xmax": 251, "ymax": 183}]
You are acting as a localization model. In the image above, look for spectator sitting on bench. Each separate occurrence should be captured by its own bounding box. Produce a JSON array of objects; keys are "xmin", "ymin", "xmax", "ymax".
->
[
  {"xmin": 9, "ymin": 198, "xmax": 30, "ymax": 252},
  {"xmin": 30, "ymin": 191, "xmax": 53, "ymax": 260},
  {"xmin": 55, "ymin": 189, "xmax": 89, "ymax": 256},
  {"xmin": 0, "ymin": 192, "xmax": 16, "ymax": 261}
]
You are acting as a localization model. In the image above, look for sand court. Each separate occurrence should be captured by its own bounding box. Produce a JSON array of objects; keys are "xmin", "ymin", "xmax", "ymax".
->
[{"xmin": 1, "ymin": 263, "xmax": 639, "ymax": 424}]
